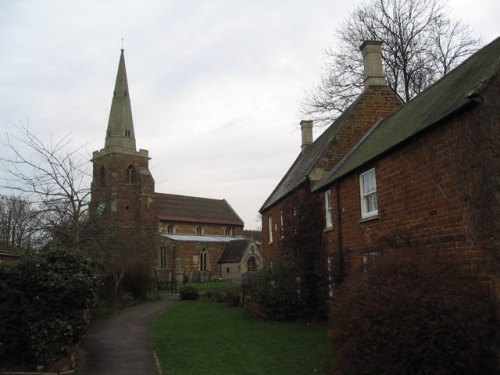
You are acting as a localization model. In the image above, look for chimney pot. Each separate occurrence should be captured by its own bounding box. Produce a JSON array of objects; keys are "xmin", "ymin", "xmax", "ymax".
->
[
  {"xmin": 300, "ymin": 120, "xmax": 313, "ymax": 153},
  {"xmin": 359, "ymin": 40, "xmax": 386, "ymax": 88}
]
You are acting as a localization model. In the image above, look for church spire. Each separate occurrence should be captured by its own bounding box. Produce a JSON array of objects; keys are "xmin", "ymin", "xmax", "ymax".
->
[{"xmin": 104, "ymin": 49, "xmax": 137, "ymax": 152}]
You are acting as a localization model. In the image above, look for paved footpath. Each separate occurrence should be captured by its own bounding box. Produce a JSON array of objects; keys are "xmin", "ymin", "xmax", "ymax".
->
[{"xmin": 75, "ymin": 295, "xmax": 178, "ymax": 375}]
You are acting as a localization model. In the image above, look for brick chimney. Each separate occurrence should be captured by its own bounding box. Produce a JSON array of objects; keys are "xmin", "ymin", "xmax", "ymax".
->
[
  {"xmin": 300, "ymin": 120, "xmax": 313, "ymax": 153},
  {"xmin": 360, "ymin": 40, "xmax": 385, "ymax": 88}
]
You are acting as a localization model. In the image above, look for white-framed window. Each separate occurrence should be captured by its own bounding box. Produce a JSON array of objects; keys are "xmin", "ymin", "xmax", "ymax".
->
[
  {"xmin": 160, "ymin": 246, "xmax": 167, "ymax": 269},
  {"xmin": 324, "ymin": 189, "xmax": 333, "ymax": 228},
  {"xmin": 268, "ymin": 216, "xmax": 273, "ymax": 244},
  {"xmin": 360, "ymin": 168, "xmax": 378, "ymax": 219},
  {"xmin": 167, "ymin": 224, "xmax": 174, "ymax": 234},
  {"xmin": 224, "ymin": 227, "xmax": 233, "ymax": 236}
]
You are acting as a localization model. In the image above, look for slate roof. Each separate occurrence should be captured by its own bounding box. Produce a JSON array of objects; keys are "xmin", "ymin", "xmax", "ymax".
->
[
  {"xmin": 314, "ymin": 37, "xmax": 500, "ymax": 191},
  {"xmin": 156, "ymin": 193, "xmax": 244, "ymax": 226},
  {"xmin": 259, "ymin": 101, "xmax": 359, "ymax": 212},
  {"xmin": 218, "ymin": 239, "xmax": 252, "ymax": 264}
]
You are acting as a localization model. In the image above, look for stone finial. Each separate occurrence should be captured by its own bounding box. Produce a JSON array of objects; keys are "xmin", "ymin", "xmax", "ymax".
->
[{"xmin": 359, "ymin": 41, "xmax": 386, "ymax": 88}]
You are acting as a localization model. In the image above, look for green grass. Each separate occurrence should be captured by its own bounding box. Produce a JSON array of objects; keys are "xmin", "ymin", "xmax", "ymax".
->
[{"xmin": 150, "ymin": 300, "xmax": 332, "ymax": 375}]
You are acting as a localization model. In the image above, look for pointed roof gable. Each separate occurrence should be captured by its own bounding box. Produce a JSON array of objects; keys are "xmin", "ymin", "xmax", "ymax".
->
[
  {"xmin": 105, "ymin": 49, "xmax": 137, "ymax": 152},
  {"xmin": 259, "ymin": 95, "xmax": 369, "ymax": 212},
  {"xmin": 314, "ymin": 37, "xmax": 500, "ymax": 190},
  {"xmin": 156, "ymin": 193, "xmax": 244, "ymax": 226},
  {"xmin": 218, "ymin": 239, "xmax": 252, "ymax": 263}
]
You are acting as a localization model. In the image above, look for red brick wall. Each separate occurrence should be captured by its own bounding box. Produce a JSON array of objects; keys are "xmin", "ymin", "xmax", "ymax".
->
[
  {"xmin": 261, "ymin": 185, "xmax": 308, "ymax": 261},
  {"xmin": 324, "ymin": 75, "xmax": 499, "ymax": 303},
  {"xmin": 311, "ymin": 86, "xmax": 401, "ymax": 179}
]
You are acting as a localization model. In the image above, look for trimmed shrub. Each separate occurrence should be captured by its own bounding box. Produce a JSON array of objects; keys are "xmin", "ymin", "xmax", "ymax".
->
[
  {"xmin": 179, "ymin": 284, "xmax": 199, "ymax": 300},
  {"xmin": 330, "ymin": 249, "xmax": 496, "ymax": 374},
  {"xmin": 0, "ymin": 248, "xmax": 100, "ymax": 368}
]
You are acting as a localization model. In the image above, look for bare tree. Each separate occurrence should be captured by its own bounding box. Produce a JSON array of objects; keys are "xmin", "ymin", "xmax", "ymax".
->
[
  {"xmin": 0, "ymin": 194, "xmax": 39, "ymax": 250},
  {"xmin": 0, "ymin": 123, "xmax": 91, "ymax": 250},
  {"xmin": 302, "ymin": 0, "xmax": 481, "ymax": 127}
]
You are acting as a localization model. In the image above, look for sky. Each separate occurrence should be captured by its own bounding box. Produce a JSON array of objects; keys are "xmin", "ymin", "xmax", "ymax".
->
[{"xmin": 0, "ymin": 0, "xmax": 498, "ymax": 230}]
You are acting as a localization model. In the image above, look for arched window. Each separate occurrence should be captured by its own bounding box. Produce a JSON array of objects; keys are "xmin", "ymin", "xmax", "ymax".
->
[
  {"xmin": 200, "ymin": 249, "xmax": 208, "ymax": 271},
  {"xmin": 196, "ymin": 226, "xmax": 203, "ymax": 235},
  {"xmin": 127, "ymin": 165, "xmax": 136, "ymax": 183},
  {"xmin": 99, "ymin": 165, "xmax": 106, "ymax": 186},
  {"xmin": 247, "ymin": 257, "xmax": 257, "ymax": 272},
  {"xmin": 167, "ymin": 225, "xmax": 174, "ymax": 234}
]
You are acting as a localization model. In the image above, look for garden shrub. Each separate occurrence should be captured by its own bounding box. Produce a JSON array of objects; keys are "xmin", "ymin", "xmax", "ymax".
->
[
  {"xmin": 330, "ymin": 249, "xmax": 496, "ymax": 375},
  {"xmin": 0, "ymin": 248, "xmax": 100, "ymax": 368},
  {"xmin": 251, "ymin": 254, "xmax": 329, "ymax": 321},
  {"xmin": 179, "ymin": 284, "xmax": 199, "ymax": 300},
  {"xmin": 121, "ymin": 260, "xmax": 154, "ymax": 300}
]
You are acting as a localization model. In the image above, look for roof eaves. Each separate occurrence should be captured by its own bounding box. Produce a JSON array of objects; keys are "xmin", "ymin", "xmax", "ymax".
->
[{"xmin": 158, "ymin": 216, "xmax": 244, "ymax": 226}]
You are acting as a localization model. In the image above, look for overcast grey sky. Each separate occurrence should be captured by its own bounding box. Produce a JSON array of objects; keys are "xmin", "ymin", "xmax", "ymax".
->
[{"xmin": 0, "ymin": 0, "xmax": 498, "ymax": 229}]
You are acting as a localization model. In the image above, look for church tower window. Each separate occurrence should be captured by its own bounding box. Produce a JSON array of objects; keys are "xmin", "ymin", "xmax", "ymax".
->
[
  {"xmin": 127, "ymin": 165, "xmax": 136, "ymax": 183},
  {"xmin": 99, "ymin": 165, "xmax": 106, "ymax": 186}
]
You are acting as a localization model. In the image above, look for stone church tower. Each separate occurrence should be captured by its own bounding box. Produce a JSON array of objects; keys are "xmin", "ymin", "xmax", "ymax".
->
[{"xmin": 90, "ymin": 49, "xmax": 158, "ymax": 264}]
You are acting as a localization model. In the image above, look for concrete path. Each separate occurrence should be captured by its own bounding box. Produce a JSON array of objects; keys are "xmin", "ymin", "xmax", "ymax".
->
[{"xmin": 75, "ymin": 295, "xmax": 178, "ymax": 375}]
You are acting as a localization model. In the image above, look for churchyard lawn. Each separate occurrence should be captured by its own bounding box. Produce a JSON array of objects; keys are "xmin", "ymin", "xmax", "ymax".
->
[{"xmin": 150, "ymin": 300, "xmax": 331, "ymax": 375}]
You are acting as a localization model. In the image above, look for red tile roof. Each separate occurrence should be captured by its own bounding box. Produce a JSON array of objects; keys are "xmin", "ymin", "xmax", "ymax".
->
[{"xmin": 156, "ymin": 193, "xmax": 244, "ymax": 226}]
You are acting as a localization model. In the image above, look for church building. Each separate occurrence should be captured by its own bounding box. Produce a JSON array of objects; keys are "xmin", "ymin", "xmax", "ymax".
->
[{"xmin": 90, "ymin": 50, "xmax": 261, "ymax": 283}]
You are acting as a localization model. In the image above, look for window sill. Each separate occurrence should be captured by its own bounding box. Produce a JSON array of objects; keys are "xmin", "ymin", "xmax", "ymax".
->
[
  {"xmin": 323, "ymin": 226, "xmax": 334, "ymax": 232},
  {"xmin": 359, "ymin": 215, "xmax": 378, "ymax": 223}
]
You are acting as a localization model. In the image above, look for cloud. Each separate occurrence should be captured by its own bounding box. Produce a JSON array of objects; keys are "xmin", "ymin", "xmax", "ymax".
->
[{"xmin": 0, "ymin": 0, "xmax": 497, "ymax": 228}]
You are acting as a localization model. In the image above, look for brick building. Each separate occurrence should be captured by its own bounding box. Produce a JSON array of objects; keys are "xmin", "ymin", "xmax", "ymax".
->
[
  {"xmin": 261, "ymin": 37, "xmax": 499, "ymax": 310},
  {"xmin": 314, "ymin": 37, "xmax": 500, "ymax": 304},
  {"xmin": 90, "ymin": 50, "xmax": 250, "ymax": 282},
  {"xmin": 260, "ymin": 41, "xmax": 401, "ymax": 260}
]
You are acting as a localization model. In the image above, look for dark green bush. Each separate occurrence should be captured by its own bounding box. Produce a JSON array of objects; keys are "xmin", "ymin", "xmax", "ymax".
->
[
  {"xmin": 251, "ymin": 253, "xmax": 328, "ymax": 321},
  {"xmin": 330, "ymin": 249, "xmax": 496, "ymax": 374},
  {"xmin": 253, "ymin": 259, "xmax": 303, "ymax": 321},
  {"xmin": 122, "ymin": 260, "xmax": 154, "ymax": 300},
  {"xmin": 0, "ymin": 248, "xmax": 100, "ymax": 367},
  {"xmin": 203, "ymin": 285, "xmax": 241, "ymax": 306},
  {"xmin": 179, "ymin": 284, "xmax": 199, "ymax": 300}
]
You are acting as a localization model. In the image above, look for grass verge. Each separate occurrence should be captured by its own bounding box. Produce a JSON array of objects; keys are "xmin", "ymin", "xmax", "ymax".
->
[{"xmin": 150, "ymin": 300, "xmax": 332, "ymax": 375}]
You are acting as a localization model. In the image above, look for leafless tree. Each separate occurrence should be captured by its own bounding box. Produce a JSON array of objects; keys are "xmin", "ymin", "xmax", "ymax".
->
[
  {"xmin": 0, "ymin": 194, "xmax": 39, "ymax": 250},
  {"xmin": 302, "ymin": 0, "xmax": 481, "ymax": 127},
  {"xmin": 0, "ymin": 123, "xmax": 91, "ymax": 251}
]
